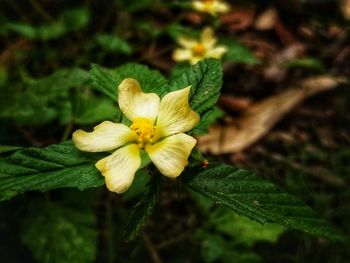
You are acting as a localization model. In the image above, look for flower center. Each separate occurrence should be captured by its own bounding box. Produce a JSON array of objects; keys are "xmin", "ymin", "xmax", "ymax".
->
[
  {"xmin": 192, "ymin": 43, "xmax": 206, "ymax": 57},
  {"xmin": 203, "ymin": 0, "xmax": 214, "ymax": 9},
  {"xmin": 130, "ymin": 117, "xmax": 156, "ymax": 147}
]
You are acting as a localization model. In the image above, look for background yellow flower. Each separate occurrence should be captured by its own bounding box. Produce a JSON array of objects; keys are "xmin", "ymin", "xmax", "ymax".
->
[
  {"xmin": 172, "ymin": 27, "xmax": 228, "ymax": 65},
  {"xmin": 192, "ymin": 0, "xmax": 231, "ymax": 16}
]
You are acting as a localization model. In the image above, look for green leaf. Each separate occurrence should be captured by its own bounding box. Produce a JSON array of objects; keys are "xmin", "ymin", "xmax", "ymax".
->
[
  {"xmin": 61, "ymin": 8, "xmax": 90, "ymax": 31},
  {"xmin": 96, "ymin": 34, "xmax": 133, "ymax": 55},
  {"xmin": 166, "ymin": 23, "xmax": 198, "ymax": 41},
  {"xmin": 182, "ymin": 163, "xmax": 344, "ymax": 241},
  {"xmin": 191, "ymin": 106, "xmax": 224, "ymax": 135},
  {"xmin": 122, "ymin": 170, "xmax": 151, "ymax": 201},
  {"xmin": 169, "ymin": 59, "xmax": 223, "ymax": 134},
  {"xmin": 73, "ymin": 94, "xmax": 118, "ymax": 125},
  {"xmin": 221, "ymin": 38, "xmax": 258, "ymax": 65},
  {"xmin": 122, "ymin": 172, "xmax": 161, "ymax": 241},
  {"xmin": 285, "ymin": 57, "xmax": 324, "ymax": 70},
  {"xmin": 90, "ymin": 63, "xmax": 169, "ymax": 101},
  {"xmin": 192, "ymin": 191, "xmax": 285, "ymax": 246},
  {"xmin": 0, "ymin": 146, "xmax": 22, "ymax": 155},
  {"xmin": 22, "ymin": 200, "xmax": 97, "ymax": 263},
  {"xmin": 196, "ymin": 229, "xmax": 226, "ymax": 263},
  {"xmin": 211, "ymin": 208, "xmax": 285, "ymax": 246},
  {"xmin": 196, "ymin": 229, "xmax": 262, "ymax": 263},
  {"xmin": 0, "ymin": 68, "xmax": 90, "ymax": 125},
  {"xmin": 0, "ymin": 141, "xmax": 104, "ymax": 201},
  {"xmin": 4, "ymin": 9, "xmax": 89, "ymax": 40}
]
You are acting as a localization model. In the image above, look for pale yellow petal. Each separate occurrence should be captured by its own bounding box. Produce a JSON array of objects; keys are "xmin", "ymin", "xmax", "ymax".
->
[
  {"xmin": 172, "ymin": 49, "xmax": 193, "ymax": 62},
  {"xmin": 192, "ymin": 1, "xmax": 206, "ymax": 12},
  {"xmin": 146, "ymin": 133, "xmax": 196, "ymax": 178},
  {"xmin": 207, "ymin": 45, "xmax": 228, "ymax": 59},
  {"xmin": 192, "ymin": 0, "xmax": 230, "ymax": 15},
  {"xmin": 177, "ymin": 36, "xmax": 197, "ymax": 48},
  {"xmin": 95, "ymin": 144, "xmax": 141, "ymax": 194},
  {"xmin": 72, "ymin": 121, "xmax": 137, "ymax": 152},
  {"xmin": 118, "ymin": 78, "xmax": 160, "ymax": 122},
  {"xmin": 156, "ymin": 86, "xmax": 200, "ymax": 136},
  {"xmin": 201, "ymin": 27, "xmax": 217, "ymax": 48},
  {"xmin": 189, "ymin": 56, "xmax": 203, "ymax": 65},
  {"xmin": 214, "ymin": 1, "xmax": 231, "ymax": 13}
]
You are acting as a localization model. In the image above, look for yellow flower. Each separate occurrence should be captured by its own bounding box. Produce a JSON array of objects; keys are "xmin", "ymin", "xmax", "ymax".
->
[
  {"xmin": 72, "ymin": 79, "xmax": 200, "ymax": 194},
  {"xmin": 172, "ymin": 27, "xmax": 228, "ymax": 65},
  {"xmin": 192, "ymin": 0, "xmax": 230, "ymax": 16}
]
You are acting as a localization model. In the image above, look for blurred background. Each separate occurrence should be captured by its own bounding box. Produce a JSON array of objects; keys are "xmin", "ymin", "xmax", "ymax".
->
[{"xmin": 0, "ymin": 0, "xmax": 349, "ymax": 262}]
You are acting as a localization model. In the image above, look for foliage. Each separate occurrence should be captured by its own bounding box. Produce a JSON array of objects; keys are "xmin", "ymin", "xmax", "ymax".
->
[
  {"xmin": 0, "ymin": 68, "xmax": 116, "ymax": 125},
  {"xmin": 96, "ymin": 34, "xmax": 133, "ymax": 55},
  {"xmin": 21, "ymin": 199, "xmax": 98, "ymax": 263},
  {"xmin": 0, "ymin": 141, "xmax": 103, "ymax": 201},
  {"xmin": 0, "ymin": 0, "xmax": 348, "ymax": 262},
  {"xmin": 3, "ymin": 8, "xmax": 89, "ymax": 40},
  {"xmin": 122, "ymin": 172, "xmax": 161, "ymax": 241},
  {"xmin": 182, "ymin": 163, "xmax": 344, "ymax": 241}
]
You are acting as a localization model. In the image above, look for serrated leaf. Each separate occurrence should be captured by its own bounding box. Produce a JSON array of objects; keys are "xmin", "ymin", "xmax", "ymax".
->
[
  {"xmin": 22, "ymin": 200, "xmax": 97, "ymax": 263},
  {"xmin": 122, "ymin": 172, "xmax": 161, "ymax": 241},
  {"xmin": 0, "ymin": 141, "xmax": 103, "ymax": 201},
  {"xmin": 90, "ymin": 63, "xmax": 169, "ymax": 101},
  {"xmin": 182, "ymin": 163, "xmax": 344, "ymax": 241},
  {"xmin": 169, "ymin": 59, "xmax": 223, "ymax": 134}
]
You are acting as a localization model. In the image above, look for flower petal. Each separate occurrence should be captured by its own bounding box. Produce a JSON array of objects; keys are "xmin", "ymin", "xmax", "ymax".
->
[
  {"xmin": 207, "ymin": 45, "xmax": 227, "ymax": 59},
  {"xmin": 95, "ymin": 144, "xmax": 141, "ymax": 194},
  {"xmin": 72, "ymin": 121, "xmax": 137, "ymax": 152},
  {"xmin": 189, "ymin": 57, "xmax": 203, "ymax": 65},
  {"xmin": 146, "ymin": 133, "xmax": 196, "ymax": 178},
  {"xmin": 156, "ymin": 86, "xmax": 200, "ymax": 136},
  {"xmin": 192, "ymin": 1, "xmax": 206, "ymax": 12},
  {"xmin": 172, "ymin": 48, "xmax": 193, "ymax": 62},
  {"xmin": 192, "ymin": 0, "xmax": 230, "ymax": 15},
  {"xmin": 215, "ymin": 1, "xmax": 231, "ymax": 13},
  {"xmin": 118, "ymin": 78, "xmax": 160, "ymax": 122},
  {"xmin": 201, "ymin": 27, "xmax": 217, "ymax": 48},
  {"xmin": 177, "ymin": 36, "xmax": 197, "ymax": 48}
]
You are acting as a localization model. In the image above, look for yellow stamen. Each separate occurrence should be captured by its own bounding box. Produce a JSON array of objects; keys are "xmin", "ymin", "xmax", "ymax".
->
[
  {"xmin": 192, "ymin": 43, "xmax": 206, "ymax": 57},
  {"xmin": 130, "ymin": 117, "xmax": 156, "ymax": 148},
  {"xmin": 203, "ymin": 0, "xmax": 214, "ymax": 9}
]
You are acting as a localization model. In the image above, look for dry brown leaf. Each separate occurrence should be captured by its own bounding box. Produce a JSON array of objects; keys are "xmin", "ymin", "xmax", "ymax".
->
[
  {"xmin": 220, "ymin": 8, "xmax": 256, "ymax": 31},
  {"xmin": 340, "ymin": 0, "xmax": 350, "ymax": 20},
  {"xmin": 218, "ymin": 95, "xmax": 252, "ymax": 112},
  {"xmin": 197, "ymin": 75, "xmax": 345, "ymax": 154},
  {"xmin": 255, "ymin": 7, "xmax": 278, "ymax": 31}
]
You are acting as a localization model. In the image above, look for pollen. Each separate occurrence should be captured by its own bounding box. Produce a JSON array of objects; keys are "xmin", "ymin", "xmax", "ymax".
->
[
  {"xmin": 130, "ymin": 117, "xmax": 156, "ymax": 148},
  {"xmin": 192, "ymin": 43, "xmax": 206, "ymax": 57},
  {"xmin": 203, "ymin": 0, "xmax": 214, "ymax": 9}
]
